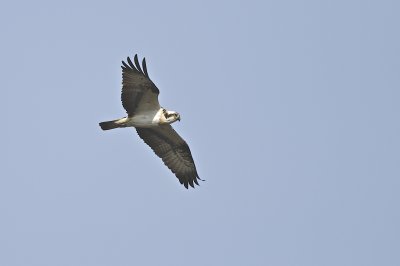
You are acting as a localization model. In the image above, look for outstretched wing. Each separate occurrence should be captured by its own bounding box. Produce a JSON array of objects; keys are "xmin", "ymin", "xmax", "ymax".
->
[
  {"xmin": 121, "ymin": 54, "xmax": 160, "ymax": 116},
  {"xmin": 136, "ymin": 125, "xmax": 201, "ymax": 189}
]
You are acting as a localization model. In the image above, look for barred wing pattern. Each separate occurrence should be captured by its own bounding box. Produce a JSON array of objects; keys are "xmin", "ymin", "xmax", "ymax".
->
[
  {"xmin": 121, "ymin": 55, "xmax": 160, "ymax": 116},
  {"xmin": 136, "ymin": 125, "xmax": 201, "ymax": 188}
]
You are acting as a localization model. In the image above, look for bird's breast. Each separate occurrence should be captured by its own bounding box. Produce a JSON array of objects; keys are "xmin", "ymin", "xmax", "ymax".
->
[{"xmin": 126, "ymin": 109, "xmax": 162, "ymax": 127}]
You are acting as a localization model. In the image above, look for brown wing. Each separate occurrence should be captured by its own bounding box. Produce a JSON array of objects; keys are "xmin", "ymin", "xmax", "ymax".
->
[
  {"xmin": 136, "ymin": 125, "xmax": 202, "ymax": 189},
  {"xmin": 121, "ymin": 54, "xmax": 160, "ymax": 116}
]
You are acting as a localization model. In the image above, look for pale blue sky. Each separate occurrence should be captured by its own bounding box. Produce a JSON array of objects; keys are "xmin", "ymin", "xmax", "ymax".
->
[{"xmin": 1, "ymin": 1, "xmax": 399, "ymax": 265}]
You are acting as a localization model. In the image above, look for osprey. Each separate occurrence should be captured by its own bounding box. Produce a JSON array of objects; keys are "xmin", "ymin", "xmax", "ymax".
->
[{"xmin": 99, "ymin": 54, "xmax": 201, "ymax": 188}]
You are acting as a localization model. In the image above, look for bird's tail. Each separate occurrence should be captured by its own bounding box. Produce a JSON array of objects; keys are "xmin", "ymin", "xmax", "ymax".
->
[{"xmin": 99, "ymin": 119, "xmax": 121, "ymax": 130}]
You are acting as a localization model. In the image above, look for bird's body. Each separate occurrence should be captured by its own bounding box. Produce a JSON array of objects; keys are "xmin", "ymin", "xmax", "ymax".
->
[
  {"xmin": 99, "ymin": 54, "xmax": 201, "ymax": 189},
  {"xmin": 100, "ymin": 108, "xmax": 174, "ymax": 129}
]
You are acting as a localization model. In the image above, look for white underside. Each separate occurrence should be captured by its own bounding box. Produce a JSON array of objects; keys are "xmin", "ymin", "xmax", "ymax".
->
[{"xmin": 116, "ymin": 108, "xmax": 163, "ymax": 128}]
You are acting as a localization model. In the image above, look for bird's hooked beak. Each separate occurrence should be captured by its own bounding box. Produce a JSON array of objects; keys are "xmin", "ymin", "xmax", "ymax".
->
[{"xmin": 177, "ymin": 115, "xmax": 181, "ymax": 121}]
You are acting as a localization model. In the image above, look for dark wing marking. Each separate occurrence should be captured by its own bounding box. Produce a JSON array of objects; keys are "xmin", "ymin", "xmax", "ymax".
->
[
  {"xmin": 136, "ymin": 125, "xmax": 202, "ymax": 189},
  {"xmin": 121, "ymin": 54, "xmax": 160, "ymax": 116},
  {"xmin": 142, "ymin": 58, "xmax": 149, "ymax": 77}
]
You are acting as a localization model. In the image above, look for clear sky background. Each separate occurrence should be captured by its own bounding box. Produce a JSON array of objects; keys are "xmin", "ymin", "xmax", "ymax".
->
[{"xmin": 1, "ymin": 1, "xmax": 399, "ymax": 265}]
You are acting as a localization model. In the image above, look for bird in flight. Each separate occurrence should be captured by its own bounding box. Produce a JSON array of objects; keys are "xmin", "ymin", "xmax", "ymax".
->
[{"xmin": 99, "ymin": 54, "xmax": 202, "ymax": 189}]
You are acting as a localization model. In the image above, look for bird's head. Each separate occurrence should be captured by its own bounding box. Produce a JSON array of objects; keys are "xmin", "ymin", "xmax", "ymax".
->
[{"xmin": 164, "ymin": 110, "xmax": 181, "ymax": 124}]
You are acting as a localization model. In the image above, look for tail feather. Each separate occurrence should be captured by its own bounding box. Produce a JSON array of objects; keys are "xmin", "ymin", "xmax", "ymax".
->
[{"xmin": 99, "ymin": 120, "xmax": 120, "ymax": 130}]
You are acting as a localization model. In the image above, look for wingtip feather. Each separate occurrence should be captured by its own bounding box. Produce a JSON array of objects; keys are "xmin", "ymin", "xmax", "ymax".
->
[
  {"xmin": 122, "ymin": 60, "xmax": 130, "ymax": 69},
  {"xmin": 127, "ymin": 56, "xmax": 136, "ymax": 69},
  {"xmin": 188, "ymin": 179, "xmax": 194, "ymax": 188},
  {"xmin": 134, "ymin": 54, "xmax": 143, "ymax": 74},
  {"xmin": 142, "ymin": 57, "xmax": 149, "ymax": 77}
]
